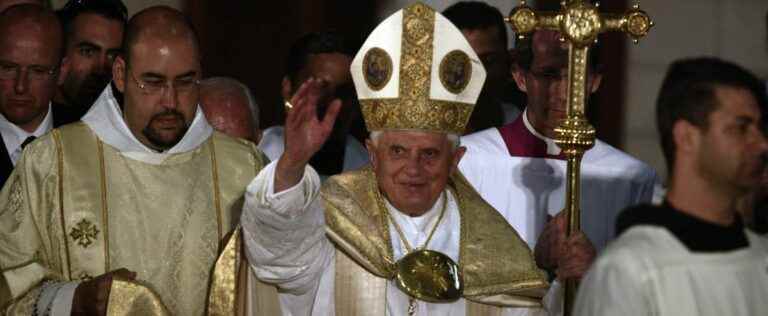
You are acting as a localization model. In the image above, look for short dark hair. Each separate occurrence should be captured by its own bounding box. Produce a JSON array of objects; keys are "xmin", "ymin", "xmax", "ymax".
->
[
  {"xmin": 442, "ymin": 1, "xmax": 507, "ymax": 46},
  {"xmin": 656, "ymin": 57, "xmax": 767, "ymax": 172},
  {"xmin": 284, "ymin": 31, "xmax": 356, "ymax": 85},
  {"xmin": 57, "ymin": 0, "xmax": 128, "ymax": 47},
  {"xmin": 512, "ymin": 32, "xmax": 601, "ymax": 71}
]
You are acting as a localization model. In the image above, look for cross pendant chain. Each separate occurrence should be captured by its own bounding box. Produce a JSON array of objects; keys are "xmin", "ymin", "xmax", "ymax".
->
[{"xmin": 408, "ymin": 297, "xmax": 417, "ymax": 315}]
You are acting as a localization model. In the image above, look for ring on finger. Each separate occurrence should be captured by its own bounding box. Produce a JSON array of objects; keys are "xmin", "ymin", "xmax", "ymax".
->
[{"xmin": 284, "ymin": 101, "xmax": 294, "ymax": 110}]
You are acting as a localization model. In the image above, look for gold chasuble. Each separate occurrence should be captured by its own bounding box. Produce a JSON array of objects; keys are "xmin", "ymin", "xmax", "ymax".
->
[
  {"xmin": 0, "ymin": 123, "xmax": 266, "ymax": 315},
  {"xmin": 323, "ymin": 168, "xmax": 549, "ymax": 315}
]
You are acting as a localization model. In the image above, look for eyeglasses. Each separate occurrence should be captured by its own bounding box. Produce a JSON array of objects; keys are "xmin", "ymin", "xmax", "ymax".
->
[
  {"xmin": 128, "ymin": 70, "xmax": 200, "ymax": 96},
  {"xmin": 0, "ymin": 61, "xmax": 58, "ymax": 82}
]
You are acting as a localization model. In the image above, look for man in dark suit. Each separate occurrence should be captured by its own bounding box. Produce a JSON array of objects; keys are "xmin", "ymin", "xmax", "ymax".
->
[{"xmin": 0, "ymin": 4, "xmax": 71, "ymax": 187}]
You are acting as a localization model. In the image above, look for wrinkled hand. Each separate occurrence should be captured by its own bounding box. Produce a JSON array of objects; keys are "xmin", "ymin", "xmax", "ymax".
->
[
  {"xmin": 534, "ymin": 212, "xmax": 596, "ymax": 281},
  {"xmin": 71, "ymin": 268, "xmax": 137, "ymax": 316},
  {"xmin": 276, "ymin": 78, "xmax": 342, "ymax": 192}
]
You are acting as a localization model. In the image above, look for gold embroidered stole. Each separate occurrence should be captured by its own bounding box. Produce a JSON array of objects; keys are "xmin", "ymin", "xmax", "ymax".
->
[{"xmin": 323, "ymin": 167, "xmax": 549, "ymax": 315}]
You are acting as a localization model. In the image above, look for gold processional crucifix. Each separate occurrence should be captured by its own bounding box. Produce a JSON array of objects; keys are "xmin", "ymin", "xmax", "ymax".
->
[{"xmin": 505, "ymin": 0, "xmax": 653, "ymax": 315}]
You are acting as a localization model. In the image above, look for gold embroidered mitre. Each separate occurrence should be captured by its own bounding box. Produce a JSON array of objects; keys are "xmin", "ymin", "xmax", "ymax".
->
[{"xmin": 351, "ymin": 2, "xmax": 486, "ymax": 134}]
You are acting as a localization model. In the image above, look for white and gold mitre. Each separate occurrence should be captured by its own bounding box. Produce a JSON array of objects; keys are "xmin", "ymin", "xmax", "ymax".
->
[{"xmin": 351, "ymin": 2, "xmax": 486, "ymax": 134}]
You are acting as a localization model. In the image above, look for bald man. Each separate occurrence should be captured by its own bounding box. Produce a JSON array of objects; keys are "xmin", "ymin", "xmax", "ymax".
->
[
  {"xmin": 0, "ymin": 6, "xmax": 284, "ymax": 315},
  {"xmin": 200, "ymin": 77, "xmax": 261, "ymax": 143},
  {"xmin": 0, "ymin": 5, "xmax": 72, "ymax": 189}
]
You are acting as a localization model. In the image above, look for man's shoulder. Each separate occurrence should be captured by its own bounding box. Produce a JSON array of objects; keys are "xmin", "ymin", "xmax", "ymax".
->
[
  {"xmin": 460, "ymin": 127, "xmax": 506, "ymax": 155},
  {"xmin": 587, "ymin": 140, "xmax": 657, "ymax": 181},
  {"xmin": 211, "ymin": 131, "xmax": 269, "ymax": 166}
]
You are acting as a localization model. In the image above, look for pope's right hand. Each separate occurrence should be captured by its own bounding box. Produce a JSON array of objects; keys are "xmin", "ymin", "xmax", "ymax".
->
[
  {"xmin": 71, "ymin": 268, "xmax": 137, "ymax": 315},
  {"xmin": 275, "ymin": 78, "xmax": 342, "ymax": 192}
]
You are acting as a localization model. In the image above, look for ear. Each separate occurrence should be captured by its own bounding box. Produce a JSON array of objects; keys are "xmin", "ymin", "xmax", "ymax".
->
[
  {"xmin": 113, "ymin": 56, "xmax": 126, "ymax": 93},
  {"xmin": 365, "ymin": 138, "xmax": 378, "ymax": 168},
  {"xmin": 511, "ymin": 67, "xmax": 528, "ymax": 93},
  {"xmin": 451, "ymin": 146, "xmax": 467, "ymax": 173},
  {"xmin": 281, "ymin": 77, "xmax": 293, "ymax": 101},
  {"xmin": 588, "ymin": 72, "xmax": 603, "ymax": 94},
  {"xmin": 672, "ymin": 120, "xmax": 702, "ymax": 157},
  {"xmin": 56, "ymin": 57, "xmax": 70, "ymax": 86}
]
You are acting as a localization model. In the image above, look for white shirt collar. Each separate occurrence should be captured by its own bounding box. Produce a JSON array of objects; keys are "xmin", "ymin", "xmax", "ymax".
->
[
  {"xmin": 522, "ymin": 107, "xmax": 562, "ymax": 155},
  {"xmin": 81, "ymin": 85, "xmax": 213, "ymax": 164},
  {"xmin": 0, "ymin": 103, "xmax": 53, "ymax": 164},
  {"xmin": 386, "ymin": 191, "xmax": 447, "ymax": 237}
]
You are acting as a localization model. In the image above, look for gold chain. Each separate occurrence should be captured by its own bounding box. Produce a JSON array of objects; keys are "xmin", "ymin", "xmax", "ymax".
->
[{"xmin": 383, "ymin": 191, "xmax": 448, "ymax": 254}]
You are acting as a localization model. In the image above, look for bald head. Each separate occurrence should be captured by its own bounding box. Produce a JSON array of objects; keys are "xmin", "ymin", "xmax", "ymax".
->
[
  {"xmin": 0, "ymin": 4, "xmax": 63, "ymax": 59},
  {"xmin": 122, "ymin": 6, "xmax": 200, "ymax": 64},
  {"xmin": 0, "ymin": 0, "xmax": 44, "ymax": 13},
  {"xmin": 200, "ymin": 77, "xmax": 260, "ymax": 143}
]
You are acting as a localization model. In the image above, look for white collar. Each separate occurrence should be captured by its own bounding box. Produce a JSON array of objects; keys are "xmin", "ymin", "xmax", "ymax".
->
[
  {"xmin": 0, "ymin": 102, "xmax": 53, "ymax": 152},
  {"xmin": 81, "ymin": 85, "xmax": 213, "ymax": 164},
  {"xmin": 522, "ymin": 108, "xmax": 562, "ymax": 155},
  {"xmin": 386, "ymin": 191, "xmax": 447, "ymax": 237}
]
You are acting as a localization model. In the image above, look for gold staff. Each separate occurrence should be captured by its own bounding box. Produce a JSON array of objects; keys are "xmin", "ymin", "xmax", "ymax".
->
[{"xmin": 505, "ymin": 1, "xmax": 653, "ymax": 315}]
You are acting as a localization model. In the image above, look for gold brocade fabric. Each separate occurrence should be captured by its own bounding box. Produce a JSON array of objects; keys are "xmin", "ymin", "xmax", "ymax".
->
[
  {"xmin": 0, "ymin": 123, "xmax": 265, "ymax": 315},
  {"xmin": 106, "ymin": 278, "xmax": 170, "ymax": 315},
  {"xmin": 322, "ymin": 167, "xmax": 550, "ymax": 311}
]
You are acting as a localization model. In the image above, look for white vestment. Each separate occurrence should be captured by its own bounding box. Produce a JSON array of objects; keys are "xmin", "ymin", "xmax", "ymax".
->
[
  {"xmin": 459, "ymin": 124, "xmax": 658, "ymax": 251},
  {"xmin": 241, "ymin": 163, "xmax": 558, "ymax": 315},
  {"xmin": 573, "ymin": 226, "xmax": 768, "ymax": 316},
  {"xmin": 258, "ymin": 126, "xmax": 369, "ymax": 179}
]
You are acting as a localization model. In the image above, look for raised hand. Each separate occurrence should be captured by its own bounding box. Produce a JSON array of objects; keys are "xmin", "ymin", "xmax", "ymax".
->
[
  {"xmin": 275, "ymin": 78, "xmax": 342, "ymax": 192},
  {"xmin": 71, "ymin": 268, "xmax": 137, "ymax": 315}
]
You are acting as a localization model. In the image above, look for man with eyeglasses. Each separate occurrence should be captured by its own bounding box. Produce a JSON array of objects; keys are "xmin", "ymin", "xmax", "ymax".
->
[
  {"xmin": 0, "ymin": 5, "xmax": 69, "ymax": 190},
  {"xmin": 54, "ymin": 0, "xmax": 127, "ymax": 123},
  {"xmin": 458, "ymin": 29, "xmax": 657, "ymax": 311},
  {"xmin": 0, "ymin": 6, "xmax": 281, "ymax": 315}
]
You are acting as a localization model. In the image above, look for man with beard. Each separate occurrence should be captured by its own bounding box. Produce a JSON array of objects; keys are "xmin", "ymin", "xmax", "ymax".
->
[
  {"xmin": 443, "ymin": 1, "xmax": 522, "ymax": 132},
  {"xmin": 0, "ymin": 5, "xmax": 71, "ymax": 189},
  {"xmin": 0, "ymin": 6, "xmax": 279, "ymax": 315},
  {"xmin": 53, "ymin": 0, "xmax": 127, "ymax": 123},
  {"xmin": 258, "ymin": 31, "xmax": 368, "ymax": 180},
  {"xmin": 575, "ymin": 57, "xmax": 768, "ymax": 316},
  {"xmin": 200, "ymin": 76, "xmax": 261, "ymax": 143}
]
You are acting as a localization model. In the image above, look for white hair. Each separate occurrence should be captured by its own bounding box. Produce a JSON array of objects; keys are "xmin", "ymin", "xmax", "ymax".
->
[
  {"xmin": 200, "ymin": 77, "xmax": 260, "ymax": 130},
  {"xmin": 369, "ymin": 130, "xmax": 460, "ymax": 150}
]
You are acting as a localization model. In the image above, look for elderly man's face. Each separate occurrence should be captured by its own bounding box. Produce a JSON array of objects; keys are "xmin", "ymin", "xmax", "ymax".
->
[
  {"xmin": 61, "ymin": 12, "xmax": 124, "ymax": 107},
  {"xmin": 0, "ymin": 20, "xmax": 64, "ymax": 132},
  {"xmin": 367, "ymin": 131, "xmax": 465, "ymax": 216},
  {"xmin": 512, "ymin": 30, "xmax": 601, "ymax": 138},
  {"xmin": 113, "ymin": 36, "xmax": 201, "ymax": 151}
]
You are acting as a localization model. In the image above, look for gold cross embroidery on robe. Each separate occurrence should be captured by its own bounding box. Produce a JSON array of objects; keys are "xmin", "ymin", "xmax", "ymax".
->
[{"xmin": 69, "ymin": 219, "xmax": 100, "ymax": 248}]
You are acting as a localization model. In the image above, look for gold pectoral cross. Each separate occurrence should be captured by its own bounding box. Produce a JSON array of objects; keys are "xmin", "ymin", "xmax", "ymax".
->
[{"xmin": 505, "ymin": 1, "xmax": 653, "ymax": 315}]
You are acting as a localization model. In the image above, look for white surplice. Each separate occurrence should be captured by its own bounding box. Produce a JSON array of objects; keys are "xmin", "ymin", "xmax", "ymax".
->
[
  {"xmin": 241, "ymin": 162, "xmax": 555, "ymax": 316},
  {"xmin": 459, "ymin": 124, "xmax": 658, "ymax": 251},
  {"xmin": 573, "ymin": 226, "xmax": 768, "ymax": 316}
]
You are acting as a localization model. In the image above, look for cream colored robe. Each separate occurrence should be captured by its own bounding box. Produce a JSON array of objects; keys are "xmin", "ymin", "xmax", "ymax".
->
[{"xmin": 0, "ymin": 123, "xmax": 266, "ymax": 315}]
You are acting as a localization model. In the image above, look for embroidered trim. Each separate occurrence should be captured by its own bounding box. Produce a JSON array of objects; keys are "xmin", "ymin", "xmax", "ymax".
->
[
  {"xmin": 97, "ymin": 139, "xmax": 110, "ymax": 270},
  {"xmin": 53, "ymin": 131, "xmax": 72, "ymax": 280}
]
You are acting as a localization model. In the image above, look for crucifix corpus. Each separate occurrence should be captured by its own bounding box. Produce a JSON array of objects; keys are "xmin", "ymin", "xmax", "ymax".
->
[{"xmin": 505, "ymin": 0, "xmax": 653, "ymax": 314}]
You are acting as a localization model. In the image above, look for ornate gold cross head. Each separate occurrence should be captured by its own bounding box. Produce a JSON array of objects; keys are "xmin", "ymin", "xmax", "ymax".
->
[{"xmin": 69, "ymin": 219, "xmax": 100, "ymax": 248}]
